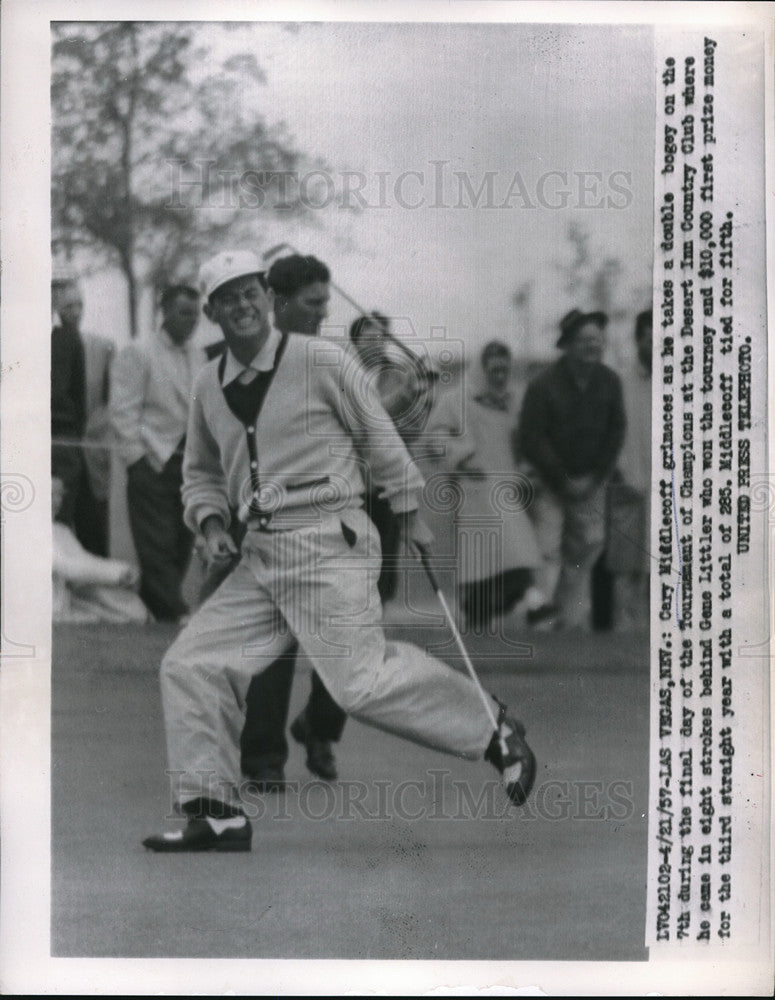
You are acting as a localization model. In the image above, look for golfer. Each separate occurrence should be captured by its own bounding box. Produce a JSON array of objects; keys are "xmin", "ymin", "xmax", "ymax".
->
[{"xmin": 144, "ymin": 250, "xmax": 536, "ymax": 852}]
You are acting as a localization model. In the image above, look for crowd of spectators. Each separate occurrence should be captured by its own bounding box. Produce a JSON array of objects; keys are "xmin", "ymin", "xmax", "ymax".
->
[
  {"xmin": 51, "ymin": 263, "xmax": 652, "ymax": 639},
  {"xmin": 50, "ymin": 257, "xmax": 651, "ymax": 794}
]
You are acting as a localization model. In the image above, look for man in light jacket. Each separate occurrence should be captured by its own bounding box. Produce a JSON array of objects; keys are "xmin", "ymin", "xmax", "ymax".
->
[{"xmin": 110, "ymin": 285, "xmax": 203, "ymax": 622}]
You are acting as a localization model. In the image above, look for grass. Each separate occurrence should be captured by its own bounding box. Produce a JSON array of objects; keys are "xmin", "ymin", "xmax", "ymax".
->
[{"xmin": 52, "ymin": 617, "xmax": 649, "ymax": 960}]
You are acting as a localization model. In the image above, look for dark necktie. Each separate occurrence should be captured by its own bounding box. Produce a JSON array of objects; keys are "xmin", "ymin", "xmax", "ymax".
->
[{"xmin": 218, "ymin": 336, "xmax": 289, "ymax": 522}]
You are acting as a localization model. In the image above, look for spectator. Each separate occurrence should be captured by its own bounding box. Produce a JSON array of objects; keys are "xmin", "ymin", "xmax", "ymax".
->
[
  {"xmin": 515, "ymin": 309, "xmax": 626, "ymax": 630},
  {"xmin": 52, "ymin": 476, "xmax": 149, "ymax": 625},
  {"xmin": 349, "ymin": 312, "xmax": 438, "ymax": 603},
  {"xmin": 269, "ymin": 253, "xmax": 331, "ymax": 335},
  {"xmin": 110, "ymin": 285, "xmax": 203, "ymax": 622},
  {"xmin": 350, "ymin": 312, "xmax": 437, "ymax": 444},
  {"xmin": 54, "ymin": 279, "xmax": 116, "ymax": 556},
  {"xmin": 428, "ymin": 341, "xmax": 548, "ymax": 631},
  {"xmin": 51, "ymin": 281, "xmax": 87, "ymax": 531},
  {"xmin": 610, "ymin": 309, "xmax": 652, "ymax": 628}
]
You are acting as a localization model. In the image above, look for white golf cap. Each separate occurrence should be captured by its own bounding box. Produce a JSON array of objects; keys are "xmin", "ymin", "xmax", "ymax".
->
[{"xmin": 198, "ymin": 250, "xmax": 263, "ymax": 300}]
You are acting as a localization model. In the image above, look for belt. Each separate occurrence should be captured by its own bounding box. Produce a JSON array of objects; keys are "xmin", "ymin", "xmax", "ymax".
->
[
  {"xmin": 241, "ymin": 476, "xmax": 335, "ymax": 530},
  {"xmin": 246, "ymin": 503, "xmax": 363, "ymax": 534}
]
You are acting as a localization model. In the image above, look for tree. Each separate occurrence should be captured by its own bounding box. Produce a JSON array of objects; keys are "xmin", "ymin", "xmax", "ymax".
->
[
  {"xmin": 51, "ymin": 22, "xmax": 324, "ymax": 336},
  {"xmin": 552, "ymin": 220, "xmax": 625, "ymax": 315}
]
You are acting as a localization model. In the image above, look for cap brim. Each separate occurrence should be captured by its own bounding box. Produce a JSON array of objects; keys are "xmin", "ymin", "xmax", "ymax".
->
[{"xmin": 207, "ymin": 268, "xmax": 264, "ymax": 300}]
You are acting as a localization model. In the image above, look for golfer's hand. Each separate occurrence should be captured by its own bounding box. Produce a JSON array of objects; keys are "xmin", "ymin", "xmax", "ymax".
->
[
  {"xmin": 400, "ymin": 510, "xmax": 434, "ymax": 556},
  {"xmin": 201, "ymin": 518, "xmax": 238, "ymax": 565}
]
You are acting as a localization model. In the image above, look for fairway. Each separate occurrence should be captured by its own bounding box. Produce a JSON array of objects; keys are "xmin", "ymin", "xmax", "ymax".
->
[{"xmin": 52, "ymin": 618, "xmax": 649, "ymax": 961}]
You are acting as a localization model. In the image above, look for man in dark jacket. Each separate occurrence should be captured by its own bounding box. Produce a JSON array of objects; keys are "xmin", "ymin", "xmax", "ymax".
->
[
  {"xmin": 51, "ymin": 280, "xmax": 87, "ymax": 530},
  {"xmin": 515, "ymin": 309, "xmax": 626, "ymax": 630}
]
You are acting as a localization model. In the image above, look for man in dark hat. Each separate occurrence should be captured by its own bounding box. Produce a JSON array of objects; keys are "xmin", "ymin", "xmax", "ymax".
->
[{"xmin": 514, "ymin": 308, "xmax": 626, "ymax": 630}]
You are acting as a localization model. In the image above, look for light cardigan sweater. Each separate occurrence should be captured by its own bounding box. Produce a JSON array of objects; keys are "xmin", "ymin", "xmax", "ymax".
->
[{"xmin": 182, "ymin": 333, "xmax": 424, "ymax": 533}]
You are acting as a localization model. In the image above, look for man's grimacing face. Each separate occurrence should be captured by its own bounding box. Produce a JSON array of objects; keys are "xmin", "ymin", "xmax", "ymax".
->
[{"xmin": 205, "ymin": 274, "xmax": 274, "ymax": 345}]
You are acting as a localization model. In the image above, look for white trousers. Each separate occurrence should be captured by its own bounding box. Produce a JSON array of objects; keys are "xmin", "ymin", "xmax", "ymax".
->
[{"xmin": 161, "ymin": 508, "xmax": 497, "ymax": 808}]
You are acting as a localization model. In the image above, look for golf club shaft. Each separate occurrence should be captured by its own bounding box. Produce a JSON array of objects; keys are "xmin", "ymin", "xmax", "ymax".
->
[{"xmin": 415, "ymin": 543, "xmax": 500, "ymax": 733}]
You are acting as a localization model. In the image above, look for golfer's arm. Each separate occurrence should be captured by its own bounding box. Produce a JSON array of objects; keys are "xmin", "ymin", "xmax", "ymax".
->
[
  {"xmin": 337, "ymin": 358, "xmax": 423, "ymax": 514},
  {"xmin": 181, "ymin": 385, "xmax": 231, "ymax": 534}
]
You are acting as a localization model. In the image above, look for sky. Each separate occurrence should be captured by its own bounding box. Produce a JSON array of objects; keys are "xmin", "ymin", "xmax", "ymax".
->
[{"xmin": 80, "ymin": 21, "xmax": 655, "ymax": 363}]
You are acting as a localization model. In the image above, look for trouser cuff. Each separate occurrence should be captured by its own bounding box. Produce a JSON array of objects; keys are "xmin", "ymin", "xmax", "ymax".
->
[{"xmin": 180, "ymin": 796, "xmax": 245, "ymax": 819}]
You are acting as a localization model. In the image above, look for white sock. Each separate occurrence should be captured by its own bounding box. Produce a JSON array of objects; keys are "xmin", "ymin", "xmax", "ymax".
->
[{"xmin": 205, "ymin": 815, "xmax": 247, "ymax": 835}]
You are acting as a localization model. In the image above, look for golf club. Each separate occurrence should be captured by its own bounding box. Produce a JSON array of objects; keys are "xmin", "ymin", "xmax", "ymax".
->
[{"xmin": 414, "ymin": 541, "xmax": 501, "ymax": 735}]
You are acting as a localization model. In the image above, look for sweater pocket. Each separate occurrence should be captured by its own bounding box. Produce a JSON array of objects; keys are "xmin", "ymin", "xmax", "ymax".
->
[
  {"xmin": 339, "ymin": 507, "xmax": 381, "ymax": 560},
  {"xmin": 286, "ymin": 475, "xmax": 330, "ymax": 493},
  {"xmin": 340, "ymin": 520, "xmax": 357, "ymax": 548}
]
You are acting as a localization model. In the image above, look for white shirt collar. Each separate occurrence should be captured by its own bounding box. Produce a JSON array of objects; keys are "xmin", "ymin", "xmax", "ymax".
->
[{"xmin": 222, "ymin": 328, "xmax": 283, "ymax": 387}]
